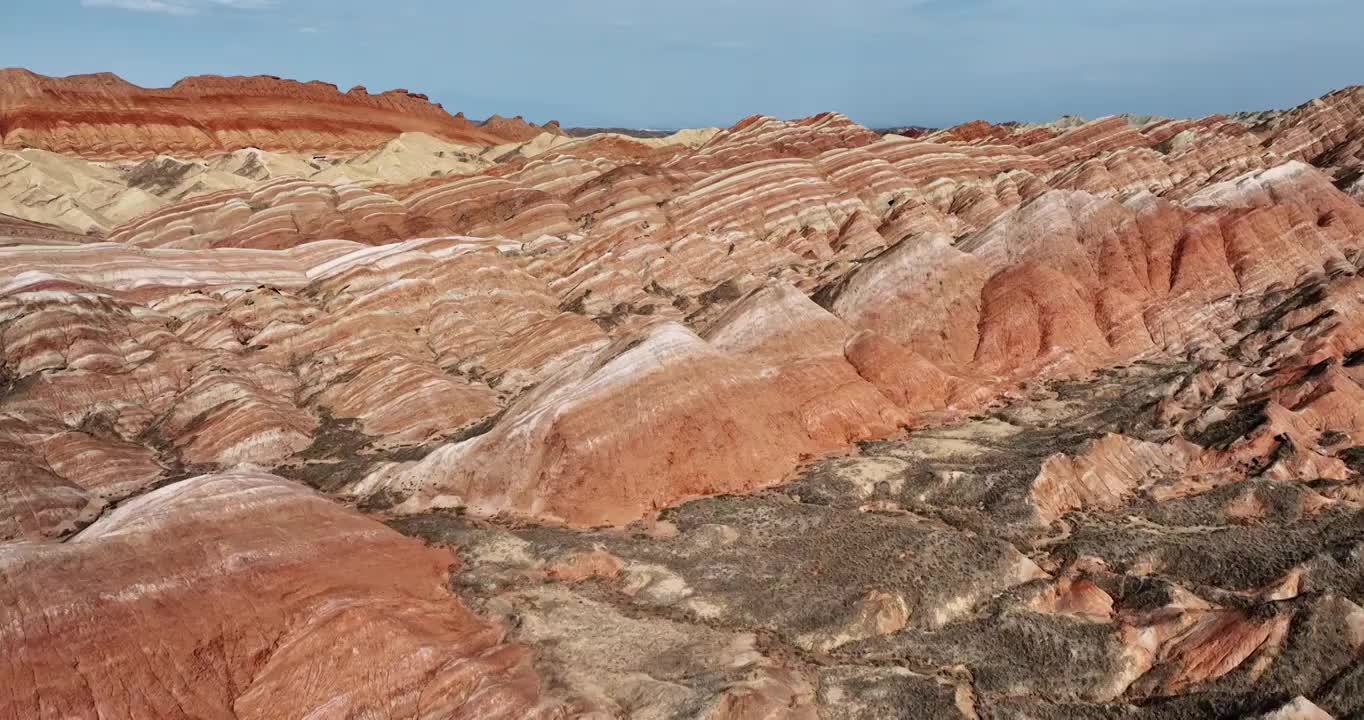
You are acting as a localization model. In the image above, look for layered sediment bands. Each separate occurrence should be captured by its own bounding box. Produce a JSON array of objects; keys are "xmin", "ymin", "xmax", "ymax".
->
[
  {"xmin": 106, "ymin": 178, "xmax": 411, "ymax": 249},
  {"xmin": 0, "ymin": 236, "xmax": 612, "ymax": 479},
  {"xmin": 0, "ymin": 213, "xmax": 92, "ymax": 246},
  {"xmin": 1262, "ymin": 86, "xmax": 1364, "ymax": 173},
  {"xmin": 357, "ymin": 312, "xmax": 904, "ymax": 525},
  {"xmin": 669, "ymin": 112, "xmax": 883, "ymax": 172},
  {"xmin": 0, "ymin": 473, "xmax": 549, "ymax": 718},
  {"xmin": 19, "ymin": 101, "xmax": 1364, "ymax": 533},
  {"xmin": 0, "ymin": 417, "xmax": 109, "ymax": 540},
  {"xmin": 0, "ymin": 69, "xmax": 548, "ymax": 158},
  {"xmin": 99, "ymin": 99, "xmax": 1308, "ymax": 265},
  {"xmin": 928, "ymin": 119, "xmax": 1057, "ymax": 146},
  {"xmin": 828, "ymin": 161, "xmax": 1364, "ymax": 381},
  {"xmin": 411, "ymin": 258, "xmax": 1364, "ymax": 715},
  {"xmin": 6, "ymin": 82, "xmax": 1364, "ymax": 716}
]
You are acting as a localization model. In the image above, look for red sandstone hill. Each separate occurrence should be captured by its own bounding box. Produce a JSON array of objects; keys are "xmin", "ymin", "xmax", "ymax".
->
[
  {"xmin": 478, "ymin": 113, "xmax": 565, "ymax": 142},
  {"xmin": 0, "ymin": 68, "xmax": 556, "ymax": 159}
]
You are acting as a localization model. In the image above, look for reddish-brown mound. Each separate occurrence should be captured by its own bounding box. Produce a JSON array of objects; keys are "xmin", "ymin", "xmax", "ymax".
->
[
  {"xmin": 932, "ymin": 119, "xmax": 1059, "ymax": 146},
  {"xmin": 479, "ymin": 114, "xmax": 564, "ymax": 142},
  {"xmin": 0, "ymin": 472, "xmax": 552, "ymax": 718},
  {"xmin": 0, "ymin": 68, "xmax": 536, "ymax": 158}
]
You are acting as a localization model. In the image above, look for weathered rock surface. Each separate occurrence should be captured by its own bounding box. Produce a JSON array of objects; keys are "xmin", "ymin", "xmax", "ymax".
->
[
  {"xmin": 0, "ymin": 213, "xmax": 92, "ymax": 246},
  {"xmin": 0, "ymin": 472, "xmax": 552, "ymax": 719},
  {"xmin": 0, "ymin": 133, "xmax": 515, "ymax": 235}
]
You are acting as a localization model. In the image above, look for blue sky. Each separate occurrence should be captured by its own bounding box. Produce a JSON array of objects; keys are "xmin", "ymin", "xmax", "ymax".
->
[{"xmin": 3, "ymin": 0, "xmax": 1362, "ymax": 129}]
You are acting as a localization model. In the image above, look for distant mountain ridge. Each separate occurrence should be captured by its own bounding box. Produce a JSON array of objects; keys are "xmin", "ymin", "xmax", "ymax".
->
[
  {"xmin": 563, "ymin": 126, "xmax": 678, "ymax": 139},
  {"xmin": 0, "ymin": 68, "xmax": 559, "ymax": 159}
]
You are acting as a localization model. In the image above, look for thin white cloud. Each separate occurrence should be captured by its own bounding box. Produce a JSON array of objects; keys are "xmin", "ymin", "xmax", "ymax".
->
[
  {"xmin": 81, "ymin": 0, "xmax": 197, "ymax": 14},
  {"xmin": 206, "ymin": 0, "xmax": 277, "ymax": 8},
  {"xmin": 80, "ymin": 0, "xmax": 276, "ymax": 14},
  {"xmin": 298, "ymin": 25, "xmax": 321, "ymax": 33}
]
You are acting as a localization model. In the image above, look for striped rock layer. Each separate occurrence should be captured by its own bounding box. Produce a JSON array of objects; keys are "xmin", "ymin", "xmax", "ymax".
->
[
  {"xmin": 0, "ymin": 69, "xmax": 557, "ymax": 159},
  {"xmin": 4, "ymin": 83, "xmax": 1364, "ymax": 718}
]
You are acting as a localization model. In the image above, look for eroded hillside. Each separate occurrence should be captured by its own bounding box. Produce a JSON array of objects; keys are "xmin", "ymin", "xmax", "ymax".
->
[{"xmin": 3, "ymin": 81, "xmax": 1364, "ymax": 719}]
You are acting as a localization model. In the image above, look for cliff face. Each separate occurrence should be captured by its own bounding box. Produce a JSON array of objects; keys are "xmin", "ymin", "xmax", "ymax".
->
[{"xmin": 0, "ymin": 69, "xmax": 555, "ymax": 158}]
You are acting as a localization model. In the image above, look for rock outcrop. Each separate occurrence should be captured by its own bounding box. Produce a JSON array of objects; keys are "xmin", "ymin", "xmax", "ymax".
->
[
  {"xmin": 0, "ymin": 69, "xmax": 547, "ymax": 158},
  {"xmin": 479, "ymin": 114, "xmax": 565, "ymax": 143},
  {"xmin": 0, "ymin": 472, "xmax": 551, "ymax": 718}
]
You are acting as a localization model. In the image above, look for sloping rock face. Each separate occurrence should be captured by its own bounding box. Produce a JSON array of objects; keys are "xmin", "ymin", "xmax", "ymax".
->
[
  {"xmin": 0, "ymin": 472, "xmax": 552, "ymax": 719},
  {"xmin": 1262, "ymin": 86, "xmax": 1364, "ymax": 172},
  {"xmin": 0, "ymin": 147, "xmax": 170, "ymax": 233},
  {"xmin": 0, "ymin": 213, "xmax": 91, "ymax": 246},
  {"xmin": 0, "ymin": 133, "xmax": 505, "ymax": 235},
  {"xmin": 6, "ymin": 82, "xmax": 1364, "ymax": 717},
  {"xmin": 0, "ymin": 69, "xmax": 543, "ymax": 158}
]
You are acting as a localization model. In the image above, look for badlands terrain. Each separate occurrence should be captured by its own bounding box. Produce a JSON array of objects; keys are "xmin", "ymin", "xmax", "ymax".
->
[{"xmin": 4, "ymin": 69, "xmax": 1364, "ymax": 718}]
